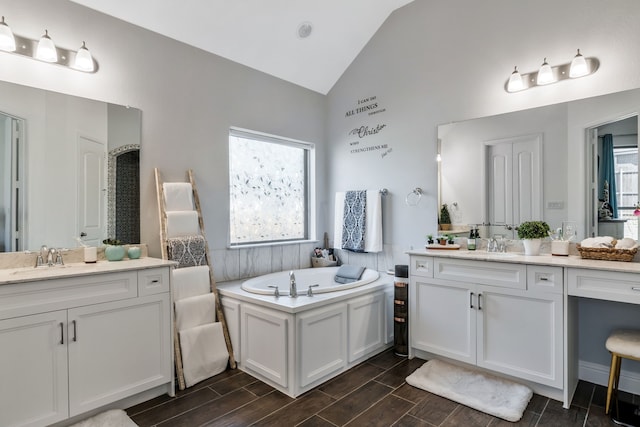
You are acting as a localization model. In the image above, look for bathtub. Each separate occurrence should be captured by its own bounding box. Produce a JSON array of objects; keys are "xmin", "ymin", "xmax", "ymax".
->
[
  {"xmin": 241, "ymin": 266, "xmax": 380, "ymax": 295},
  {"xmin": 219, "ymin": 267, "xmax": 392, "ymax": 397}
]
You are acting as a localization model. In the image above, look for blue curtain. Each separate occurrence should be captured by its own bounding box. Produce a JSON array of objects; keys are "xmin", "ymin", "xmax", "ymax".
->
[{"xmin": 599, "ymin": 134, "xmax": 618, "ymax": 217}]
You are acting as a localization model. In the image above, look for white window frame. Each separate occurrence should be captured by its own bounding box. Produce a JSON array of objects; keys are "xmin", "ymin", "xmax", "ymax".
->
[{"xmin": 228, "ymin": 127, "xmax": 316, "ymax": 247}]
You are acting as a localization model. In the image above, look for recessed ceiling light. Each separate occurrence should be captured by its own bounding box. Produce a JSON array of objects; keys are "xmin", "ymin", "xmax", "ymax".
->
[{"xmin": 297, "ymin": 22, "xmax": 313, "ymax": 39}]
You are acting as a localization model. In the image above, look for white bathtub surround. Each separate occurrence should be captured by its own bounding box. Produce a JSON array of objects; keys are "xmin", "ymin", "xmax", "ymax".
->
[
  {"xmin": 241, "ymin": 267, "xmax": 378, "ymax": 295},
  {"xmin": 218, "ymin": 269, "xmax": 393, "ymax": 397}
]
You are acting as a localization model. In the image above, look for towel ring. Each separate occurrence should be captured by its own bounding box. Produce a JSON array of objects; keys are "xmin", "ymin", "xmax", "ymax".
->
[{"xmin": 405, "ymin": 188, "xmax": 423, "ymax": 206}]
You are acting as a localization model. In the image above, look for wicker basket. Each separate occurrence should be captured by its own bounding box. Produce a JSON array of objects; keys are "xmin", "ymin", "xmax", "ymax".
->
[
  {"xmin": 311, "ymin": 257, "xmax": 338, "ymax": 268},
  {"xmin": 576, "ymin": 244, "xmax": 638, "ymax": 262}
]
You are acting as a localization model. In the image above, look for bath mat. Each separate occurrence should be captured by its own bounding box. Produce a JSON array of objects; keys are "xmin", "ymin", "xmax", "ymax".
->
[
  {"xmin": 70, "ymin": 409, "xmax": 138, "ymax": 427},
  {"xmin": 406, "ymin": 359, "xmax": 532, "ymax": 422}
]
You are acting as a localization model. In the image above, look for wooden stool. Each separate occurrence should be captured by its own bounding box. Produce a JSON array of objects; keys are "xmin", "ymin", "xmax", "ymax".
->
[{"xmin": 605, "ymin": 329, "xmax": 640, "ymax": 415}]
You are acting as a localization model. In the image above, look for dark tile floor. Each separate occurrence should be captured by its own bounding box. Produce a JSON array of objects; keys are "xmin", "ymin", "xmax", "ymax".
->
[{"xmin": 127, "ymin": 350, "xmax": 633, "ymax": 426}]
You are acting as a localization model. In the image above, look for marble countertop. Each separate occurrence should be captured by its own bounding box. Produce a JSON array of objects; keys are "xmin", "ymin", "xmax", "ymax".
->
[
  {"xmin": 0, "ymin": 257, "xmax": 175, "ymax": 285},
  {"xmin": 406, "ymin": 249, "xmax": 640, "ymax": 274}
]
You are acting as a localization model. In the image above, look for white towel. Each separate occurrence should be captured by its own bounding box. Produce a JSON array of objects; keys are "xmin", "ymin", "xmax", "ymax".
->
[
  {"xmin": 580, "ymin": 236, "xmax": 614, "ymax": 248},
  {"xmin": 163, "ymin": 182, "xmax": 194, "ymax": 211},
  {"xmin": 175, "ymin": 293, "xmax": 217, "ymax": 331},
  {"xmin": 179, "ymin": 323, "xmax": 228, "ymax": 387},
  {"xmin": 172, "ymin": 266, "xmax": 211, "ymax": 301},
  {"xmin": 615, "ymin": 238, "xmax": 638, "ymax": 249},
  {"xmin": 166, "ymin": 211, "xmax": 200, "ymax": 238},
  {"xmin": 333, "ymin": 190, "xmax": 383, "ymax": 252}
]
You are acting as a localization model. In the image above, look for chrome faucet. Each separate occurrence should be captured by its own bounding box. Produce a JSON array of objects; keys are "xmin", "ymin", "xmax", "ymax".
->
[{"xmin": 289, "ymin": 271, "xmax": 298, "ymax": 298}]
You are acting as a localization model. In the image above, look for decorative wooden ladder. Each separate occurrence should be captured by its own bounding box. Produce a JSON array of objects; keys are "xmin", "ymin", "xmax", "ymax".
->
[{"xmin": 155, "ymin": 168, "xmax": 236, "ymax": 391}]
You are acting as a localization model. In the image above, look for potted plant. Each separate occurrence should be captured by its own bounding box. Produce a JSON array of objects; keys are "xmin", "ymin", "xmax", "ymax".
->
[
  {"xmin": 426, "ymin": 234, "xmax": 434, "ymax": 245},
  {"xmin": 516, "ymin": 221, "xmax": 550, "ymax": 256},
  {"xmin": 103, "ymin": 238, "xmax": 125, "ymax": 261},
  {"xmin": 447, "ymin": 234, "xmax": 455, "ymax": 245},
  {"xmin": 439, "ymin": 204, "xmax": 452, "ymax": 231},
  {"xmin": 437, "ymin": 235, "xmax": 448, "ymax": 246}
]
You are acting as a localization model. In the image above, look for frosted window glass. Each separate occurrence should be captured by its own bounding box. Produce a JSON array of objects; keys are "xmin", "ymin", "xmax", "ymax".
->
[{"xmin": 229, "ymin": 132, "xmax": 308, "ymax": 244}]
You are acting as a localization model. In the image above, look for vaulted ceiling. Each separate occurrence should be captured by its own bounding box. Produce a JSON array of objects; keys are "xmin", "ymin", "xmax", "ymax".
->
[{"xmin": 70, "ymin": 0, "xmax": 415, "ymax": 94}]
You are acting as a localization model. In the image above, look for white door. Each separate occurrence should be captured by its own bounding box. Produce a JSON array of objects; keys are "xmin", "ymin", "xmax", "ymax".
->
[
  {"xmin": 0, "ymin": 311, "xmax": 69, "ymax": 427},
  {"xmin": 77, "ymin": 136, "xmax": 105, "ymax": 246},
  {"xmin": 487, "ymin": 135, "xmax": 542, "ymax": 225}
]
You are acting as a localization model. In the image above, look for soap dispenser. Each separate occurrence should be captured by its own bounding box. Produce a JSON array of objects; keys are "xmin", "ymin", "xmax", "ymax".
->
[{"xmin": 467, "ymin": 227, "xmax": 477, "ymax": 251}]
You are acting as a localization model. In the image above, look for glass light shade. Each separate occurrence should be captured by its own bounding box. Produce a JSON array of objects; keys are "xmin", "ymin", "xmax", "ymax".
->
[
  {"xmin": 74, "ymin": 41, "xmax": 94, "ymax": 72},
  {"xmin": 0, "ymin": 16, "xmax": 16, "ymax": 52},
  {"xmin": 507, "ymin": 66, "xmax": 524, "ymax": 92},
  {"xmin": 569, "ymin": 49, "xmax": 588, "ymax": 78},
  {"xmin": 536, "ymin": 58, "xmax": 554, "ymax": 85},
  {"xmin": 36, "ymin": 30, "xmax": 57, "ymax": 62}
]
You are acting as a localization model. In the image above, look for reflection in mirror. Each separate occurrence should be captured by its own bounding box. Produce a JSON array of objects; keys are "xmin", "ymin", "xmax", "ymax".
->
[
  {"xmin": 438, "ymin": 103, "xmax": 567, "ymax": 239},
  {"xmin": 0, "ymin": 80, "xmax": 141, "ymax": 252},
  {"xmin": 586, "ymin": 114, "xmax": 638, "ymax": 239},
  {"xmin": 438, "ymin": 88, "xmax": 640, "ymax": 241}
]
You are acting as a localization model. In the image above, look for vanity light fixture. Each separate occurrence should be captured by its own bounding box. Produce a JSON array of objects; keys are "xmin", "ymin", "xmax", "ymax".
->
[
  {"xmin": 536, "ymin": 58, "xmax": 554, "ymax": 85},
  {"xmin": 0, "ymin": 16, "xmax": 16, "ymax": 52},
  {"xmin": 569, "ymin": 49, "xmax": 588, "ymax": 78},
  {"xmin": 0, "ymin": 16, "xmax": 97, "ymax": 73},
  {"xmin": 505, "ymin": 49, "xmax": 598, "ymax": 93},
  {"xmin": 36, "ymin": 29, "xmax": 57, "ymax": 62}
]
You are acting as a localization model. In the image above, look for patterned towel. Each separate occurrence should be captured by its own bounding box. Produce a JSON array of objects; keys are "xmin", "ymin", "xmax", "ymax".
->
[
  {"xmin": 168, "ymin": 235, "xmax": 207, "ymax": 268},
  {"xmin": 342, "ymin": 190, "xmax": 367, "ymax": 252}
]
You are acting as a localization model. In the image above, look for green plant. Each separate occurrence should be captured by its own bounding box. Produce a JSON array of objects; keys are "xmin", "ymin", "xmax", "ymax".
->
[
  {"xmin": 426, "ymin": 234, "xmax": 434, "ymax": 243},
  {"xmin": 102, "ymin": 238, "xmax": 122, "ymax": 246},
  {"xmin": 516, "ymin": 221, "xmax": 550, "ymax": 240},
  {"xmin": 439, "ymin": 204, "xmax": 451, "ymax": 225}
]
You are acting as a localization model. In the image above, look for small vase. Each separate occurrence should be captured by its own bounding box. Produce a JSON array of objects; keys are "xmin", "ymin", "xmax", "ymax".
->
[
  {"xmin": 522, "ymin": 239, "xmax": 542, "ymax": 256},
  {"xmin": 105, "ymin": 245, "xmax": 125, "ymax": 261},
  {"xmin": 128, "ymin": 246, "xmax": 141, "ymax": 259}
]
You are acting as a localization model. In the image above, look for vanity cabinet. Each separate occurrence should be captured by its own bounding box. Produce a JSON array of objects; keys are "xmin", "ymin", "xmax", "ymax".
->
[
  {"xmin": 409, "ymin": 256, "xmax": 563, "ymax": 388},
  {"xmin": 0, "ymin": 264, "xmax": 172, "ymax": 427}
]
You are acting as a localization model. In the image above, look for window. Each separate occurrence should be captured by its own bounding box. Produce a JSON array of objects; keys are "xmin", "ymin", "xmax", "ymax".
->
[
  {"xmin": 614, "ymin": 146, "xmax": 638, "ymax": 238},
  {"xmin": 229, "ymin": 128, "xmax": 313, "ymax": 246}
]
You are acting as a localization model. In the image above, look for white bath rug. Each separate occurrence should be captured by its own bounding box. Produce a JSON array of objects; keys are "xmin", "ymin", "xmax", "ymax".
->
[
  {"xmin": 406, "ymin": 359, "xmax": 533, "ymax": 422},
  {"xmin": 70, "ymin": 409, "xmax": 138, "ymax": 427}
]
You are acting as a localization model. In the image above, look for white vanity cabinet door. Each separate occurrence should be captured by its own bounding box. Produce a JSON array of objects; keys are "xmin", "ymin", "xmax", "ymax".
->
[
  {"xmin": 410, "ymin": 277, "xmax": 476, "ymax": 365},
  {"xmin": 0, "ymin": 311, "xmax": 69, "ymax": 427},
  {"xmin": 67, "ymin": 293, "xmax": 171, "ymax": 416},
  {"xmin": 476, "ymin": 285, "xmax": 563, "ymax": 388}
]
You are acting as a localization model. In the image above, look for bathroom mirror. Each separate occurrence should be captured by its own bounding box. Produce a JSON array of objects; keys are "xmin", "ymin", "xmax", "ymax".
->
[
  {"xmin": 0, "ymin": 80, "xmax": 141, "ymax": 252},
  {"xmin": 438, "ymin": 87, "xmax": 640, "ymax": 240}
]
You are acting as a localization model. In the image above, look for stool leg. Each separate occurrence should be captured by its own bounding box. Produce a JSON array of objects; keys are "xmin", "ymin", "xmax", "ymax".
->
[{"xmin": 606, "ymin": 353, "xmax": 620, "ymax": 415}]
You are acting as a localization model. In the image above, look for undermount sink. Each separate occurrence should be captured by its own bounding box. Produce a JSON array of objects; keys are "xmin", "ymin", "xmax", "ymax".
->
[{"xmin": 462, "ymin": 251, "xmax": 519, "ymax": 258}]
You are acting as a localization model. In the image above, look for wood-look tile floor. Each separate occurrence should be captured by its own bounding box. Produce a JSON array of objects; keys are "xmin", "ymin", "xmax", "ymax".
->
[{"xmin": 127, "ymin": 350, "xmax": 633, "ymax": 426}]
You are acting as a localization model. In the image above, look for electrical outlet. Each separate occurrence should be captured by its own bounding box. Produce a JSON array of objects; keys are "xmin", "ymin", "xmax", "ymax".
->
[{"xmin": 547, "ymin": 201, "xmax": 564, "ymax": 209}]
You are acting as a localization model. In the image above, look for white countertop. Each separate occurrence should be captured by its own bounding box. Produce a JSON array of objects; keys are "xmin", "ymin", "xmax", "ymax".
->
[
  {"xmin": 407, "ymin": 249, "xmax": 640, "ymax": 274},
  {"xmin": 0, "ymin": 257, "xmax": 175, "ymax": 285}
]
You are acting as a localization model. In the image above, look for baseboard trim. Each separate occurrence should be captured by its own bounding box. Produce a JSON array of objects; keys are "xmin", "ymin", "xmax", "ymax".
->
[{"xmin": 579, "ymin": 360, "xmax": 640, "ymax": 395}]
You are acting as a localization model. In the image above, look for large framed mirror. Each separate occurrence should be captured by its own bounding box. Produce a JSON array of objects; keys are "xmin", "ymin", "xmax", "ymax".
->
[
  {"xmin": 438, "ymin": 88, "xmax": 640, "ymax": 241},
  {"xmin": 0, "ymin": 80, "xmax": 141, "ymax": 252}
]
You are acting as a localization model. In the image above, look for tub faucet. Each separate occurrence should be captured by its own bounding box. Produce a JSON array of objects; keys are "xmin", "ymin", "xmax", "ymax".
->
[{"xmin": 289, "ymin": 271, "xmax": 298, "ymax": 298}]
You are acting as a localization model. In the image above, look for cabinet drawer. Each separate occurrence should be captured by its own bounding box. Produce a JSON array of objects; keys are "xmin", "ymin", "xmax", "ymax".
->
[
  {"xmin": 138, "ymin": 267, "xmax": 170, "ymax": 296},
  {"xmin": 568, "ymin": 268, "xmax": 640, "ymax": 304},
  {"xmin": 527, "ymin": 266, "xmax": 563, "ymax": 294},
  {"xmin": 0, "ymin": 272, "xmax": 138, "ymax": 320},
  {"xmin": 434, "ymin": 258, "xmax": 526, "ymax": 289},
  {"xmin": 410, "ymin": 256, "xmax": 433, "ymax": 278}
]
